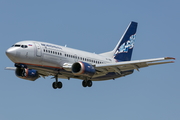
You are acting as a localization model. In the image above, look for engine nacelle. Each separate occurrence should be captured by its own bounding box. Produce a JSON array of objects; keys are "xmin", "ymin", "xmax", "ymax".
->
[
  {"xmin": 72, "ymin": 62, "xmax": 95, "ymax": 77},
  {"xmin": 15, "ymin": 68, "xmax": 39, "ymax": 81}
]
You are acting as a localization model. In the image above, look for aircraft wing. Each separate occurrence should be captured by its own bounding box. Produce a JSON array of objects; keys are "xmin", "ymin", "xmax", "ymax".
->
[
  {"xmin": 5, "ymin": 66, "xmax": 48, "ymax": 77},
  {"xmin": 5, "ymin": 67, "xmax": 16, "ymax": 70},
  {"xmin": 95, "ymin": 57, "xmax": 175, "ymax": 74}
]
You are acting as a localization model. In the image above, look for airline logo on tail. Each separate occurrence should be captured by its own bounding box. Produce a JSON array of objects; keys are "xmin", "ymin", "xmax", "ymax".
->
[{"xmin": 114, "ymin": 34, "xmax": 136, "ymax": 55}]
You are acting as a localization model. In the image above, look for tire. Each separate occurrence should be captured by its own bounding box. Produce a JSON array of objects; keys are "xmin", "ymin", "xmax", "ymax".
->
[
  {"xmin": 87, "ymin": 80, "xmax": 92, "ymax": 87},
  {"xmin": 57, "ymin": 82, "xmax": 63, "ymax": 89},
  {"xmin": 52, "ymin": 82, "xmax": 57, "ymax": 89},
  {"xmin": 82, "ymin": 80, "xmax": 87, "ymax": 87}
]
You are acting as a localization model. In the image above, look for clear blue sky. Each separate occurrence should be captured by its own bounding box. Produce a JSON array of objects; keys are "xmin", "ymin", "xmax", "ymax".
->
[{"xmin": 0, "ymin": 0, "xmax": 179, "ymax": 120}]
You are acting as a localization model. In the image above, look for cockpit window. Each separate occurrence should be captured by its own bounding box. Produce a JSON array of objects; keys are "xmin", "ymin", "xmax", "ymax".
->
[
  {"xmin": 14, "ymin": 45, "xmax": 21, "ymax": 47},
  {"xmin": 11, "ymin": 44, "xmax": 28, "ymax": 48},
  {"xmin": 21, "ymin": 45, "xmax": 28, "ymax": 48}
]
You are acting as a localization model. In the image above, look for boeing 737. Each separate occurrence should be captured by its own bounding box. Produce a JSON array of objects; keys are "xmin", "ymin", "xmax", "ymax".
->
[{"xmin": 5, "ymin": 21, "xmax": 175, "ymax": 89}]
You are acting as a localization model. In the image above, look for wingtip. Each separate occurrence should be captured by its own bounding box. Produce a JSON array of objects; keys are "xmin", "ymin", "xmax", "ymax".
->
[{"xmin": 165, "ymin": 57, "xmax": 176, "ymax": 60}]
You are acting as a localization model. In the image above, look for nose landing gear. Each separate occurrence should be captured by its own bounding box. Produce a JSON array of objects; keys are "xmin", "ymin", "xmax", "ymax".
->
[
  {"xmin": 52, "ymin": 75, "xmax": 63, "ymax": 89},
  {"xmin": 52, "ymin": 81, "xmax": 62, "ymax": 89}
]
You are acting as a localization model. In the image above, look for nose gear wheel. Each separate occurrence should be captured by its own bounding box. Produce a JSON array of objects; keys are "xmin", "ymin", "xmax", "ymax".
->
[
  {"xmin": 52, "ymin": 75, "xmax": 63, "ymax": 89},
  {"xmin": 52, "ymin": 82, "xmax": 62, "ymax": 89}
]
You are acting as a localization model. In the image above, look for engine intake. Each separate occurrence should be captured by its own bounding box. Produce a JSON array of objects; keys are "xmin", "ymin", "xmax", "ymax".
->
[
  {"xmin": 15, "ymin": 68, "xmax": 39, "ymax": 81},
  {"xmin": 72, "ymin": 62, "xmax": 95, "ymax": 77}
]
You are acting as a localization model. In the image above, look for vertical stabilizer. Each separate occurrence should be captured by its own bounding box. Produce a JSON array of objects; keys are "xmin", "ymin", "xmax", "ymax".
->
[
  {"xmin": 99, "ymin": 21, "xmax": 138, "ymax": 61},
  {"xmin": 113, "ymin": 21, "xmax": 138, "ymax": 61}
]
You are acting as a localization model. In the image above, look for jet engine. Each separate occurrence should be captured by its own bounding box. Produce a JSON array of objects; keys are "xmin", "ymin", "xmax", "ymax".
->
[
  {"xmin": 15, "ymin": 67, "xmax": 39, "ymax": 81},
  {"xmin": 72, "ymin": 62, "xmax": 95, "ymax": 77}
]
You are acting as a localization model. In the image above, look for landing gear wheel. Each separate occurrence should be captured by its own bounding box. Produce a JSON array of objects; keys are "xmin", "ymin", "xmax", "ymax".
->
[
  {"xmin": 82, "ymin": 80, "xmax": 93, "ymax": 87},
  {"xmin": 52, "ymin": 74, "xmax": 63, "ymax": 89},
  {"xmin": 82, "ymin": 80, "xmax": 87, "ymax": 87},
  {"xmin": 87, "ymin": 80, "xmax": 92, "ymax": 87},
  {"xmin": 57, "ymin": 82, "xmax": 62, "ymax": 89},
  {"xmin": 52, "ymin": 82, "xmax": 57, "ymax": 89},
  {"xmin": 52, "ymin": 82, "xmax": 62, "ymax": 89}
]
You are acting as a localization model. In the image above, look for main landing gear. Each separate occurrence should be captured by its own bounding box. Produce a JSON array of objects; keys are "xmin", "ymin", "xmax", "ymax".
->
[
  {"xmin": 82, "ymin": 80, "xmax": 93, "ymax": 87},
  {"xmin": 52, "ymin": 75, "xmax": 62, "ymax": 89}
]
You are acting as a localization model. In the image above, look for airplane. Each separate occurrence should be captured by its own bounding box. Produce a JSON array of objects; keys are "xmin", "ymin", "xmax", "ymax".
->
[{"xmin": 5, "ymin": 21, "xmax": 175, "ymax": 89}]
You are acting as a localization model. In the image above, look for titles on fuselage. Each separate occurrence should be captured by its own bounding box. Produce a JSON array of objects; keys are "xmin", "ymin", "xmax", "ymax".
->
[{"xmin": 41, "ymin": 43, "xmax": 62, "ymax": 50}]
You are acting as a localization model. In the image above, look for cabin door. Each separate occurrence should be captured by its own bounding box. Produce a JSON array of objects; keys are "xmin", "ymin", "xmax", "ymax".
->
[{"xmin": 35, "ymin": 43, "xmax": 42, "ymax": 57}]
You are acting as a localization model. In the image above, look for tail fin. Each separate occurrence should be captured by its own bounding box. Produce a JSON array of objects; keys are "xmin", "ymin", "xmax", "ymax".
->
[
  {"xmin": 99, "ymin": 21, "xmax": 138, "ymax": 61},
  {"xmin": 113, "ymin": 21, "xmax": 138, "ymax": 61}
]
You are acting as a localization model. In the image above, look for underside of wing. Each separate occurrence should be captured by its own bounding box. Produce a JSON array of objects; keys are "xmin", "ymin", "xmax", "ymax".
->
[{"xmin": 95, "ymin": 57, "xmax": 175, "ymax": 74}]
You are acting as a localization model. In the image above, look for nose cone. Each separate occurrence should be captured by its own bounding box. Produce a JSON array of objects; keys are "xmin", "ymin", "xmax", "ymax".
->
[{"xmin": 6, "ymin": 48, "xmax": 16, "ymax": 61}]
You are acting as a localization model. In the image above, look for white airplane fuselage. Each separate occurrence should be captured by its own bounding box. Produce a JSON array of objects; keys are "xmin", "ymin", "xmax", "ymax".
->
[
  {"xmin": 7, "ymin": 41, "xmax": 114, "ymax": 66},
  {"xmin": 6, "ymin": 40, "xmax": 129, "ymax": 81}
]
